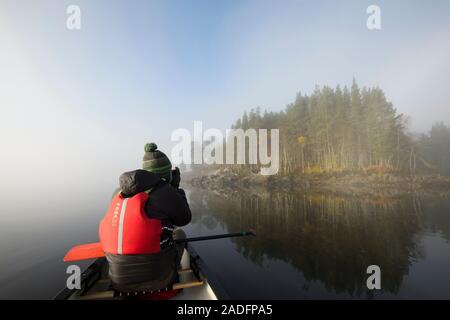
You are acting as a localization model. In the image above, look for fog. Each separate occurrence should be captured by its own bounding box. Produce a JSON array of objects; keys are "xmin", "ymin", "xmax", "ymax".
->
[{"xmin": 1, "ymin": 0, "xmax": 450, "ymax": 226}]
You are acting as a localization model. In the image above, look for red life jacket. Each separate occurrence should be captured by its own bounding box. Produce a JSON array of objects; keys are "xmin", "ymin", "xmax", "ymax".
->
[{"xmin": 99, "ymin": 192, "xmax": 162, "ymax": 255}]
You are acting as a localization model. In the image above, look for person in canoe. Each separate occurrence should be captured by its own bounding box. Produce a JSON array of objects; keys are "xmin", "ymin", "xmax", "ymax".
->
[{"xmin": 99, "ymin": 142, "xmax": 192, "ymax": 293}]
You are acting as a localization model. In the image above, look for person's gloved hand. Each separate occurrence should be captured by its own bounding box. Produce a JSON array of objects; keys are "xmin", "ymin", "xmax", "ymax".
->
[{"xmin": 171, "ymin": 167, "xmax": 181, "ymax": 189}]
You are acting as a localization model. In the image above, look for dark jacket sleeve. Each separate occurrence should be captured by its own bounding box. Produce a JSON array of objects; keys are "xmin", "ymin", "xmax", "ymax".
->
[{"xmin": 145, "ymin": 184, "xmax": 192, "ymax": 227}]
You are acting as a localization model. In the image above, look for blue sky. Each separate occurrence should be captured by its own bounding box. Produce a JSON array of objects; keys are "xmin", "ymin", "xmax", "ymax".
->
[{"xmin": 1, "ymin": 0, "xmax": 450, "ymax": 194}]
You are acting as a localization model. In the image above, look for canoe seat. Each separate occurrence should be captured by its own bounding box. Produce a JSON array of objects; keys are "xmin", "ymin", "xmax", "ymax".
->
[
  {"xmin": 173, "ymin": 269, "xmax": 204, "ymax": 290},
  {"xmin": 79, "ymin": 290, "xmax": 115, "ymax": 300},
  {"xmin": 78, "ymin": 268, "xmax": 203, "ymax": 300}
]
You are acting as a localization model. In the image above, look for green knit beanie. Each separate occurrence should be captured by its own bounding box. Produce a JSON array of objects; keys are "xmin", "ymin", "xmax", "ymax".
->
[{"xmin": 142, "ymin": 143, "xmax": 172, "ymax": 182}]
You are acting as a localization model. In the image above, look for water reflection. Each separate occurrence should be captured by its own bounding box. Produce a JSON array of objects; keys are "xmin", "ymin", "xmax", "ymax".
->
[{"xmin": 187, "ymin": 188, "xmax": 450, "ymax": 298}]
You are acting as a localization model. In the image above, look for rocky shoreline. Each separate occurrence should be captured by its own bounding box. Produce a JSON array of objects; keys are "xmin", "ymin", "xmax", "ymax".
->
[{"xmin": 187, "ymin": 172, "xmax": 450, "ymax": 197}]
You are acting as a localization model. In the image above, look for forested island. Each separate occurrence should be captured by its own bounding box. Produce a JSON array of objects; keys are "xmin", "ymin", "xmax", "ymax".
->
[{"xmin": 188, "ymin": 80, "xmax": 450, "ymax": 196}]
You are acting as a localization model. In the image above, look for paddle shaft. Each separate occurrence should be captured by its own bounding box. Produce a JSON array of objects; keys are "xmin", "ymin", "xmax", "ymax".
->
[
  {"xmin": 174, "ymin": 231, "xmax": 255, "ymax": 243},
  {"xmin": 64, "ymin": 232, "xmax": 255, "ymax": 261}
]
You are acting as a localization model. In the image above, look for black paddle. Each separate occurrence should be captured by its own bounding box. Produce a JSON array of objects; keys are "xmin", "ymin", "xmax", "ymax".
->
[{"xmin": 174, "ymin": 231, "xmax": 256, "ymax": 243}]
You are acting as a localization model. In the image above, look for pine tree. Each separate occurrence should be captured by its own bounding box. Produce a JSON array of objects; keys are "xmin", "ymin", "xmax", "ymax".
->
[{"xmin": 225, "ymin": 80, "xmax": 440, "ymax": 175}]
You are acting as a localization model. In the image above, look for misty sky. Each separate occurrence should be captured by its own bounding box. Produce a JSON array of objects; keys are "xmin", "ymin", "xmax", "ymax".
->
[{"xmin": 1, "ymin": 0, "xmax": 450, "ymax": 198}]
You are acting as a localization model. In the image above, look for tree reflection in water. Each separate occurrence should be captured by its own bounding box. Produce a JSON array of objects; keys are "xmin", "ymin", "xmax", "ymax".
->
[{"xmin": 186, "ymin": 188, "xmax": 450, "ymax": 298}]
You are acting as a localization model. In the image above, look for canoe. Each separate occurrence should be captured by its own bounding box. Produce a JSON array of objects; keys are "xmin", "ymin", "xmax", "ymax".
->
[{"xmin": 53, "ymin": 244, "xmax": 229, "ymax": 300}]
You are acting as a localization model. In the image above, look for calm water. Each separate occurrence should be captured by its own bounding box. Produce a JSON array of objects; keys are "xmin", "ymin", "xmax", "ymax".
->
[
  {"xmin": 183, "ymin": 188, "xmax": 450, "ymax": 299},
  {"xmin": 1, "ymin": 187, "xmax": 450, "ymax": 299}
]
